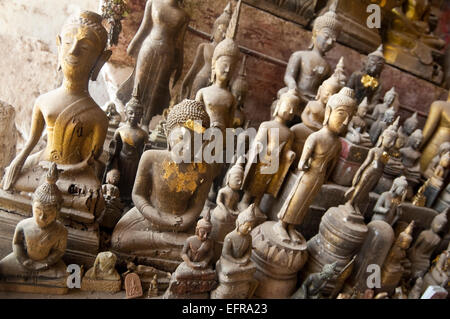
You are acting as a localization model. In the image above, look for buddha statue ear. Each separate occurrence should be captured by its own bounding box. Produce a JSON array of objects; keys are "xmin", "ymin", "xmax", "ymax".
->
[
  {"xmin": 56, "ymin": 35, "xmax": 62, "ymax": 71},
  {"xmin": 90, "ymin": 49, "xmax": 112, "ymax": 81},
  {"xmin": 323, "ymin": 105, "xmax": 332, "ymax": 126}
]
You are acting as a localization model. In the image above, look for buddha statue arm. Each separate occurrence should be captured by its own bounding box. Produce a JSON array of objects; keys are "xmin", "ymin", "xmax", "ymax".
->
[
  {"xmin": 180, "ymin": 43, "xmax": 205, "ymax": 99},
  {"xmin": 298, "ymin": 134, "xmax": 316, "ymax": 171},
  {"xmin": 421, "ymin": 102, "xmax": 443, "ymax": 149},
  {"xmin": 374, "ymin": 193, "xmax": 389, "ymax": 215},
  {"xmin": 11, "ymin": 224, "xmax": 28, "ymax": 266},
  {"xmin": 41, "ymin": 228, "xmax": 67, "ymax": 268},
  {"xmin": 222, "ymin": 236, "xmax": 251, "ymax": 265},
  {"xmin": 3, "ymin": 103, "xmax": 45, "ymax": 190},
  {"xmin": 284, "ymin": 53, "xmax": 301, "ymax": 91},
  {"xmin": 127, "ymin": 0, "xmax": 153, "ymax": 59},
  {"xmin": 216, "ymin": 188, "xmax": 229, "ymax": 214},
  {"xmin": 352, "ymin": 148, "xmax": 375, "ymax": 186},
  {"xmin": 199, "ymin": 240, "xmax": 214, "ymax": 269},
  {"xmin": 181, "ymin": 238, "xmax": 201, "ymax": 269},
  {"xmin": 173, "ymin": 16, "xmax": 190, "ymax": 89}
]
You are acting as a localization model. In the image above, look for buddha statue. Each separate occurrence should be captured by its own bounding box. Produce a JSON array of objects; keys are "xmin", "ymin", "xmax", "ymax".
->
[
  {"xmin": 147, "ymin": 274, "xmax": 159, "ymax": 298},
  {"xmin": 423, "ymin": 242, "xmax": 449, "ymax": 293},
  {"xmin": 164, "ymin": 211, "xmax": 217, "ymax": 299},
  {"xmin": 290, "ymin": 57, "xmax": 345, "ymax": 161},
  {"xmin": 1, "ymin": 11, "xmax": 110, "ymax": 221},
  {"xmin": 345, "ymin": 121, "xmax": 398, "ymax": 211},
  {"xmin": 280, "ymin": 4, "xmax": 342, "ymax": 109},
  {"xmin": 180, "ymin": 2, "xmax": 232, "ymax": 100},
  {"xmin": 116, "ymin": 0, "xmax": 190, "ymax": 132},
  {"xmin": 345, "ymin": 97, "xmax": 373, "ymax": 148},
  {"xmin": 369, "ymin": 107, "xmax": 396, "ymax": 148},
  {"xmin": 196, "ymin": 0, "xmax": 242, "ymax": 134},
  {"xmin": 211, "ymin": 160, "xmax": 244, "ymax": 261},
  {"xmin": 347, "ymin": 45, "xmax": 385, "ymax": 107},
  {"xmin": 291, "ymin": 262, "xmax": 338, "ymax": 299},
  {"xmin": 108, "ymin": 93, "xmax": 148, "ymax": 204},
  {"xmin": 400, "ymin": 129, "xmax": 423, "ymax": 197},
  {"xmin": 0, "ymin": 164, "xmax": 68, "ymax": 294},
  {"xmin": 98, "ymin": 170, "xmax": 124, "ymax": 230},
  {"xmin": 423, "ymin": 150, "xmax": 450, "ymax": 207},
  {"xmin": 239, "ymin": 89, "xmax": 298, "ymax": 213},
  {"xmin": 379, "ymin": 221, "xmax": 414, "ymax": 296},
  {"xmin": 0, "ymin": 100, "xmax": 16, "ymax": 178},
  {"xmin": 402, "ymin": 112, "xmax": 419, "ymax": 144},
  {"xmin": 81, "ymin": 251, "xmax": 121, "ymax": 293},
  {"xmin": 384, "ymin": 0, "xmax": 445, "ymax": 83},
  {"xmin": 111, "ymin": 99, "xmax": 214, "ymax": 272},
  {"xmin": 275, "ymin": 87, "xmax": 356, "ymax": 243},
  {"xmin": 424, "ymin": 142, "xmax": 450, "ymax": 179},
  {"xmin": 420, "ymin": 92, "xmax": 450, "ymax": 173},
  {"xmin": 408, "ymin": 211, "xmax": 447, "ymax": 279},
  {"xmin": 231, "ymin": 56, "xmax": 249, "ymax": 129},
  {"xmin": 211, "ymin": 204, "xmax": 258, "ymax": 299},
  {"xmin": 105, "ymin": 101, "xmax": 122, "ymax": 129},
  {"xmin": 368, "ymin": 87, "xmax": 399, "ymax": 126},
  {"xmin": 371, "ymin": 176, "xmax": 408, "ymax": 225}
]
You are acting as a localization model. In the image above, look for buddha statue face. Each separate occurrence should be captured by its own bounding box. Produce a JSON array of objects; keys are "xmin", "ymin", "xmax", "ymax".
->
[
  {"xmin": 326, "ymin": 104, "xmax": 352, "ymax": 135},
  {"xmin": 384, "ymin": 91, "xmax": 397, "ymax": 106},
  {"xmin": 215, "ymin": 55, "xmax": 235, "ymax": 84},
  {"xmin": 126, "ymin": 104, "xmax": 144, "ymax": 127},
  {"xmin": 238, "ymin": 221, "xmax": 253, "ymax": 236},
  {"xmin": 228, "ymin": 169, "xmax": 243, "ymax": 191},
  {"xmin": 381, "ymin": 131, "xmax": 396, "ymax": 150},
  {"xmin": 313, "ymin": 27, "xmax": 336, "ymax": 54},
  {"xmin": 106, "ymin": 170, "xmax": 120, "ymax": 186},
  {"xmin": 32, "ymin": 201, "xmax": 58, "ymax": 228},
  {"xmin": 275, "ymin": 93, "xmax": 298, "ymax": 121},
  {"xmin": 196, "ymin": 226, "xmax": 211, "ymax": 242},
  {"xmin": 357, "ymin": 104, "xmax": 368, "ymax": 118},
  {"xmin": 365, "ymin": 56, "xmax": 385, "ymax": 76}
]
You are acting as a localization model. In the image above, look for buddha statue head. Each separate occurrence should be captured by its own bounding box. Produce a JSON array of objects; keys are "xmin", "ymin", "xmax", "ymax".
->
[
  {"xmin": 211, "ymin": 0, "xmax": 241, "ymax": 84},
  {"xmin": 377, "ymin": 118, "xmax": 398, "ymax": 149},
  {"xmin": 356, "ymin": 97, "xmax": 369, "ymax": 118},
  {"xmin": 316, "ymin": 57, "xmax": 346, "ymax": 105},
  {"xmin": 319, "ymin": 261, "xmax": 338, "ymax": 281},
  {"xmin": 365, "ymin": 45, "xmax": 385, "ymax": 77},
  {"xmin": 383, "ymin": 87, "xmax": 398, "ymax": 107},
  {"xmin": 236, "ymin": 203, "xmax": 257, "ymax": 236},
  {"xmin": 211, "ymin": 2, "xmax": 232, "ymax": 43},
  {"xmin": 32, "ymin": 163, "xmax": 63, "ymax": 229},
  {"xmin": 431, "ymin": 211, "xmax": 447, "ymax": 234},
  {"xmin": 323, "ymin": 87, "xmax": 356, "ymax": 135},
  {"xmin": 403, "ymin": 112, "xmax": 419, "ymax": 136},
  {"xmin": 196, "ymin": 209, "xmax": 213, "ymax": 242},
  {"xmin": 311, "ymin": 3, "xmax": 342, "ymax": 54},
  {"xmin": 225, "ymin": 159, "xmax": 244, "ymax": 191},
  {"xmin": 391, "ymin": 176, "xmax": 408, "ymax": 199},
  {"xmin": 273, "ymin": 89, "xmax": 300, "ymax": 120},
  {"xmin": 106, "ymin": 169, "xmax": 120, "ymax": 186},
  {"xmin": 57, "ymin": 11, "xmax": 111, "ymax": 87},
  {"xmin": 90, "ymin": 251, "xmax": 119, "ymax": 280},
  {"xmin": 231, "ymin": 56, "xmax": 248, "ymax": 108},
  {"xmin": 166, "ymin": 99, "xmax": 210, "ymax": 162},
  {"xmin": 125, "ymin": 94, "xmax": 144, "ymax": 127},
  {"xmin": 396, "ymin": 221, "xmax": 414, "ymax": 250},
  {"xmin": 408, "ymin": 129, "xmax": 423, "ymax": 149}
]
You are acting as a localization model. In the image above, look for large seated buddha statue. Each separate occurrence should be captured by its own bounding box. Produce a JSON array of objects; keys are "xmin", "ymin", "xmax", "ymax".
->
[
  {"xmin": 111, "ymin": 100, "xmax": 215, "ymax": 272},
  {"xmin": 1, "ymin": 11, "xmax": 111, "ymax": 222}
]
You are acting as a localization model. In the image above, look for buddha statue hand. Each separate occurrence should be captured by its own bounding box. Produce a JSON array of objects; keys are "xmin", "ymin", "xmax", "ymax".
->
[
  {"xmin": 23, "ymin": 259, "xmax": 49, "ymax": 271},
  {"xmin": 45, "ymin": 150, "xmax": 95, "ymax": 175},
  {"xmin": 2, "ymin": 153, "xmax": 26, "ymax": 191}
]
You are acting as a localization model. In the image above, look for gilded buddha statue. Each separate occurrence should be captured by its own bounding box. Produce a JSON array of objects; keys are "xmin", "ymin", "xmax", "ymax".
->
[
  {"xmin": 180, "ymin": 2, "xmax": 232, "ymax": 100},
  {"xmin": 111, "ymin": 100, "xmax": 214, "ymax": 272},
  {"xmin": 1, "ymin": 11, "xmax": 110, "ymax": 221},
  {"xmin": 116, "ymin": 0, "xmax": 190, "ymax": 132}
]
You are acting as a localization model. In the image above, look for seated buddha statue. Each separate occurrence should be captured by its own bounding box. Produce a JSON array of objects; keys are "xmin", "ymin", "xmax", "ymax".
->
[
  {"xmin": 345, "ymin": 97, "xmax": 373, "ymax": 148},
  {"xmin": 368, "ymin": 87, "xmax": 399, "ymax": 127},
  {"xmin": 111, "ymin": 100, "xmax": 214, "ymax": 272},
  {"xmin": 0, "ymin": 164, "xmax": 68, "ymax": 294},
  {"xmin": 1, "ymin": 11, "xmax": 111, "ymax": 219}
]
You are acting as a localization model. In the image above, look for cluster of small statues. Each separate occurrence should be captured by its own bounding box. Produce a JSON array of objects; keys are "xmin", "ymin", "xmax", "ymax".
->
[{"xmin": 0, "ymin": 0, "xmax": 448, "ymax": 300}]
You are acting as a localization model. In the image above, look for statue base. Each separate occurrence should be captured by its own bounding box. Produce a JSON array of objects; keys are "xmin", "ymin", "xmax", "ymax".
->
[
  {"xmin": 81, "ymin": 277, "xmax": 122, "ymax": 293},
  {"xmin": 0, "ymin": 282, "xmax": 68, "ymax": 295},
  {"xmin": 251, "ymin": 221, "xmax": 308, "ymax": 299},
  {"xmin": 331, "ymin": 138, "xmax": 370, "ymax": 187}
]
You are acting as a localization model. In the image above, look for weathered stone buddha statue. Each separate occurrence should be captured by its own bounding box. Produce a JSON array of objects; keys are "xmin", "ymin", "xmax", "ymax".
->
[
  {"xmin": 116, "ymin": 0, "xmax": 190, "ymax": 132},
  {"xmin": 402, "ymin": 112, "xmax": 419, "ymax": 145},
  {"xmin": 379, "ymin": 221, "xmax": 414, "ymax": 296},
  {"xmin": 290, "ymin": 57, "xmax": 345, "ymax": 160},
  {"xmin": 211, "ymin": 204, "xmax": 258, "ymax": 299},
  {"xmin": 280, "ymin": 4, "xmax": 342, "ymax": 108},
  {"xmin": 423, "ymin": 242, "xmax": 449, "ymax": 292},
  {"xmin": 368, "ymin": 87, "xmax": 399, "ymax": 126},
  {"xmin": 239, "ymin": 90, "xmax": 298, "ymax": 213},
  {"xmin": 420, "ymin": 92, "xmax": 450, "ymax": 173},
  {"xmin": 108, "ymin": 94, "xmax": 148, "ymax": 204},
  {"xmin": 2, "ymin": 11, "xmax": 110, "ymax": 224},
  {"xmin": 345, "ymin": 97, "xmax": 373, "ymax": 148},
  {"xmin": 164, "ymin": 211, "xmax": 217, "ymax": 299},
  {"xmin": 384, "ymin": 0, "xmax": 446, "ymax": 84},
  {"xmin": 98, "ymin": 170, "xmax": 123, "ymax": 230},
  {"xmin": 196, "ymin": 0, "xmax": 242, "ymax": 134},
  {"xmin": 0, "ymin": 164, "xmax": 68, "ymax": 294},
  {"xmin": 276, "ymin": 87, "xmax": 356, "ymax": 243},
  {"xmin": 81, "ymin": 251, "xmax": 121, "ymax": 293},
  {"xmin": 231, "ymin": 56, "xmax": 249, "ymax": 129},
  {"xmin": 400, "ymin": 129, "xmax": 423, "ymax": 197},
  {"xmin": 111, "ymin": 99, "xmax": 213, "ymax": 272},
  {"xmin": 371, "ymin": 176, "xmax": 408, "ymax": 225},
  {"xmin": 180, "ymin": 2, "xmax": 232, "ymax": 100},
  {"xmin": 423, "ymin": 150, "xmax": 450, "ymax": 207},
  {"xmin": 347, "ymin": 45, "xmax": 385, "ymax": 106},
  {"xmin": 408, "ymin": 211, "xmax": 447, "ymax": 279},
  {"xmin": 369, "ymin": 107, "xmax": 396, "ymax": 148},
  {"xmin": 424, "ymin": 141, "xmax": 450, "ymax": 179},
  {"xmin": 291, "ymin": 262, "xmax": 338, "ymax": 299}
]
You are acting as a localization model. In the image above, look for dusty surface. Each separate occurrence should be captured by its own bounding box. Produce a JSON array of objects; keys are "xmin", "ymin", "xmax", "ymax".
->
[{"xmin": 0, "ymin": 290, "xmax": 129, "ymax": 299}]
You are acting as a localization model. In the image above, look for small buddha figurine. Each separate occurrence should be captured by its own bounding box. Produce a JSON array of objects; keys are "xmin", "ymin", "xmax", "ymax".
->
[
  {"xmin": 211, "ymin": 160, "xmax": 244, "ymax": 260},
  {"xmin": 345, "ymin": 122, "xmax": 398, "ymax": 211},
  {"xmin": 291, "ymin": 262, "xmax": 338, "ymax": 299},
  {"xmin": 164, "ymin": 212, "xmax": 217, "ymax": 299},
  {"xmin": 105, "ymin": 101, "xmax": 122, "ymax": 128},
  {"xmin": 423, "ymin": 151, "xmax": 450, "ymax": 207},
  {"xmin": 231, "ymin": 56, "xmax": 249, "ymax": 129},
  {"xmin": 81, "ymin": 251, "xmax": 121, "ymax": 293},
  {"xmin": 400, "ymin": 129, "xmax": 423, "ymax": 169},
  {"xmin": 211, "ymin": 204, "xmax": 258, "ymax": 299},
  {"xmin": 148, "ymin": 274, "xmax": 159, "ymax": 298},
  {"xmin": 111, "ymin": 100, "xmax": 213, "ymax": 272},
  {"xmin": 369, "ymin": 107, "xmax": 396, "ymax": 147},
  {"xmin": 408, "ymin": 211, "xmax": 448, "ymax": 279},
  {"xmin": 180, "ymin": 2, "xmax": 232, "ymax": 100},
  {"xmin": 108, "ymin": 93, "xmax": 148, "ymax": 203},
  {"xmin": 239, "ymin": 90, "xmax": 298, "ymax": 212},
  {"xmin": 98, "ymin": 170, "xmax": 124, "ymax": 230},
  {"xmin": 379, "ymin": 221, "xmax": 414, "ymax": 295},
  {"xmin": 402, "ymin": 112, "xmax": 419, "ymax": 143},
  {"xmin": 347, "ymin": 45, "xmax": 385, "ymax": 106},
  {"xmin": 420, "ymin": 92, "xmax": 450, "ymax": 172},
  {"xmin": 1, "ymin": 11, "xmax": 110, "ymax": 218},
  {"xmin": 291, "ymin": 57, "xmax": 345, "ymax": 160},
  {"xmin": 368, "ymin": 87, "xmax": 399, "ymax": 127},
  {"xmin": 116, "ymin": 0, "xmax": 190, "ymax": 132},
  {"xmin": 345, "ymin": 97, "xmax": 373, "ymax": 148},
  {"xmin": 196, "ymin": 0, "xmax": 241, "ymax": 134},
  {"xmin": 412, "ymin": 182, "xmax": 427, "ymax": 207},
  {"xmin": 281, "ymin": 4, "xmax": 342, "ymax": 106},
  {"xmin": 423, "ymin": 242, "xmax": 449, "ymax": 291},
  {"xmin": 424, "ymin": 142, "xmax": 450, "ymax": 179},
  {"xmin": 0, "ymin": 164, "xmax": 68, "ymax": 294},
  {"xmin": 371, "ymin": 176, "xmax": 408, "ymax": 225},
  {"xmin": 275, "ymin": 87, "xmax": 356, "ymax": 242}
]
